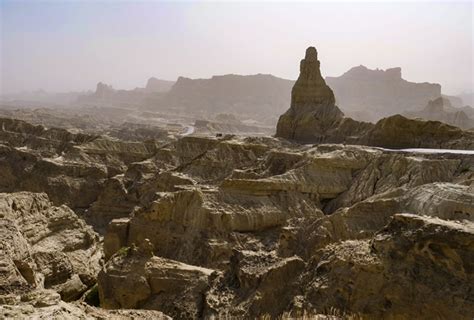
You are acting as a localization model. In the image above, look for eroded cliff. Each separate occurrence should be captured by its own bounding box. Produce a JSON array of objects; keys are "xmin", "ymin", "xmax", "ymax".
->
[{"xmin": 1, "ymin": 47, "xmax": 474, "ymax": 319}]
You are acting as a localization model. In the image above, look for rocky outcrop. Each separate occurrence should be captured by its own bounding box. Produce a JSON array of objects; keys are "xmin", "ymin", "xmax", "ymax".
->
[
  {"xmin": 275, "ymin": 47, "xmax": 375, "ymax": 144},
  {"xmin": 314, "ymin": 182, "xmax": 474, "ymax": 247},
  {"xmin": 0, "ymin": 117, "xmax": 96, "ymax": 156},
  {"xmin": 77, "ymin": 82, "xmax": 153, "ymax": 107},
  {"xmin": 0, "ymin": 117, "xmax": 165, "ymax": 225},
  {"xmin": 1, "ymin": 113, "xmax": 473, "ymax": 318},
  {"xmin": 0, "ymin": 289, "xmax": 170, "ymax": 319},
  {"xmin": 98, "ymin": 240, "xmax": 215, "ymax": 319},
  {"xmin": 276, "ymin": 47, "xmax": 347, "ymax": 143},
  {"xmin": 96, "ymin": 131, "xmax": 473, "ymax": 318},
  {"xmin": 78, "ymin": 78, "xmax": 174, "ymax": 105},
  {"xmin": 326, "ymin": 153, "xmax": 462, "ymax": 211},
  {"xmin": 0, "ymin": 144, "xmax": 109, "ymax": 209},
  {"xmin": 0, "ymin": 192, "xmax": 101, "ymax": 302},
  {"xmin": 144, "ymin": 65, "xmax": 457, "ymax": 126},
  {"xmin": 303, "ymin": 214, "xmax": 474, "ymax": 319},
  {"xmin": 276, "ymin": 47, "xmax": 474, "ymax": 149},
  {"xmin": 104, "ymin": 185, "xmax": 322, "ymax": 267},
  {"xmin": 365, "ymin": 114, "xmax": 474, "ymax": 149},
  {"xmin": 205, "ymin": 251, "xmax": 306, "ymax": 318}
]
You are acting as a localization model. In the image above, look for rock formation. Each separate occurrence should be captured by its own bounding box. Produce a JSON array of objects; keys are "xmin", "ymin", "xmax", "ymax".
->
[
  {"xmin": 0, "ymin": 192, "xmax": 101, "ymax": 302},
  {"xmin": 1, "ymin": 113, "xmax": 473, "ymax": 318},
  {"xmin": 365, "ymin": 114, "xmax": 474, "ymax": 149},
  {"xmin": 98, "ymin": 244, "xmax": 215, "ymax": 319},
  {"xmin": 2, "ymin": 48, "xmax": 474, "ymax": 319},
  {"xmin": 303, "ymin": 213, "xmax": 474, "ymax": 318},
  {"xmin": 4, "ymin": 65, "xmax": 464, "ymax": 128},
  {"xmin": 276, "ymin": 47, "xmax": 345, "ymax": 142},
  {"xmin": 1, "ymin": 290, "xmax": 170, "ymax": 319},
  {"xmin": 0, "ymin": 117, "xmax": 164, "ymax": 230},
  {"xmin": 276, "ymin": 47, "xmax": 474, "ymax": 149},
  {"xmin": 97, "ymin": 134, "xmax": 473, "ymax": 319},
  {"xmin": 142, "ymin": 65, "xmax": 460, "ymax": 126}
]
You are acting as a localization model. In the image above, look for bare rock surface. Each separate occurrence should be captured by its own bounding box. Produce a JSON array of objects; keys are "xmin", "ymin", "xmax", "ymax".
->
[
  {"xmin": 98, "ymin": 240, "xmax": 215, "ymax": 319},
  {"xmin": 1, "ymin": 114, "xmax": 473, "ymax": 318},
  {"xmin": 276, "ymin": 47, "xmax": 347, "ymax": 143},
  {"xmin": 366, "ymin": 114, "xmax": 474, "ymax": 149},
  {"xmin": 1, "ymin": 78, "xmax": 474, "ymax": 318},
  {"xmin": 0, "ymin": 192, "xmax": 101, "ymax": 302},
  {"xmin": 1, "ymin": 291, "xmax": 171, "ymax": 319},
  {"xmin": 302, "ymin": 214, "xmax": 474, "ymax": 319},
  {"xmin": 98, "ymin": 132, "xmax": 473, "ymax": 318},
  {"xmin": 0, "ymin": 117, "xmax": 166, "ymax": 229}
]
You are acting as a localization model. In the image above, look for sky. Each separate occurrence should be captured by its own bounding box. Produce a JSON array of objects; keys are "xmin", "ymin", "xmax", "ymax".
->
[{"xmin": 1, "ymin": 0, "xmax": 473, "ymax": 95}]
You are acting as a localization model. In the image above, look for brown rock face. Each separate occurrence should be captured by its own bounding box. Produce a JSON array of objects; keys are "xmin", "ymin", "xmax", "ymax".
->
[
  {"xmin": 0, "ymin": 192, "xmax": 101, "ymax": 302},
  {"xmin": 291, "ymin": 47, "xmax": 336, "ymax": 108},
  {"xmin": 276, "ymin": 47, "xmax": 344, "ymax": 142},
  {"xmin": 98, "ymin": 247, "xmax": 215, "ymax": 319},
  {"xmin": 96, "ymin": 134, "xmax": 473, "ymax": 318},
  {"xmin": 2, "ymin": 112, "xmax": 473, "ymax": 318},
  {"xmin": 366, "ymin": 114, "xmax": 474, "ymax": 149}
]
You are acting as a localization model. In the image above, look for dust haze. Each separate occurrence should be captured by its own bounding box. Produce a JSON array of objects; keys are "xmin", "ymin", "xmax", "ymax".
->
[{"xmin": 1, "ymin": 2, "xmax": 474, "ymax": 319}]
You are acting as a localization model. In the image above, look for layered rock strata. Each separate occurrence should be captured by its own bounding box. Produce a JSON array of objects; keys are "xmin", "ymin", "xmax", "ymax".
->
[
  {"xmin": 0, "ymin": 192, "xmax": 101, "ymax": 302},
  {"xmin": 276, "ymin": 47, "xmax": 346, "ymax": 142},
  {"xmin": 98, "ymin": 134, "xmax": 473, "ymax": 319}
]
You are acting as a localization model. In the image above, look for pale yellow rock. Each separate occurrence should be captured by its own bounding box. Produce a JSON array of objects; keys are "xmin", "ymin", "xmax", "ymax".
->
[
  {"xmin": 98, "ymin": 249, "xmax": 215, "ymax": 319},
  {"xmin": 0, "ymin": 192, "xmax": 101, "ymax": 301}
]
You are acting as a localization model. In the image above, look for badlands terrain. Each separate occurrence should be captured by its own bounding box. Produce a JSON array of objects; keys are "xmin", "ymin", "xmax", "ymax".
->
[{"xmin": 0, "ymin": 47, "xmax": 473, "ymax": 319}]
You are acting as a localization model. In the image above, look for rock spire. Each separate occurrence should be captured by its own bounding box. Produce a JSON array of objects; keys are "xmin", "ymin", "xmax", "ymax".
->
[{"xmin": 276, "ymin": 46, "xmax": 344, "ymax": 142}]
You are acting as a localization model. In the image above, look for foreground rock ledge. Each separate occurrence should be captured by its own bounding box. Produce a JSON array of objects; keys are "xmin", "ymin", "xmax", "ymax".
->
[{"xmin": 0, "ymin": 192, "xmax": 101, "ymax": 302}]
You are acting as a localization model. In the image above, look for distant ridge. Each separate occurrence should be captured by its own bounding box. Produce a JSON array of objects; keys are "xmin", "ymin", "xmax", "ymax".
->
[{"xmin": 326, "ymin": 65, "xmax": 441, "ymax": 122}]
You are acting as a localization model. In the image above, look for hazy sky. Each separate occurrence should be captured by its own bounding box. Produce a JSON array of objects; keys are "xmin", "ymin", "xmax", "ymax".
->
[{"xmin": 1, "ymin": 1, "xmax": 472, "ymax": 95}]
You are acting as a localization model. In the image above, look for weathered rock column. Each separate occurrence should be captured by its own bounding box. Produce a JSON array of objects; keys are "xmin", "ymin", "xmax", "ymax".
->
[{"xmin": 276, "ymin": 46, "xmax": 344, "ymax": 143}]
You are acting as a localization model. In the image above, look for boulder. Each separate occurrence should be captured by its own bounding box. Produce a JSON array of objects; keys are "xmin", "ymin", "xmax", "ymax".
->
[{"xmin": 98, "ymin": 241, "xmax": 215, "ymax": 319}]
